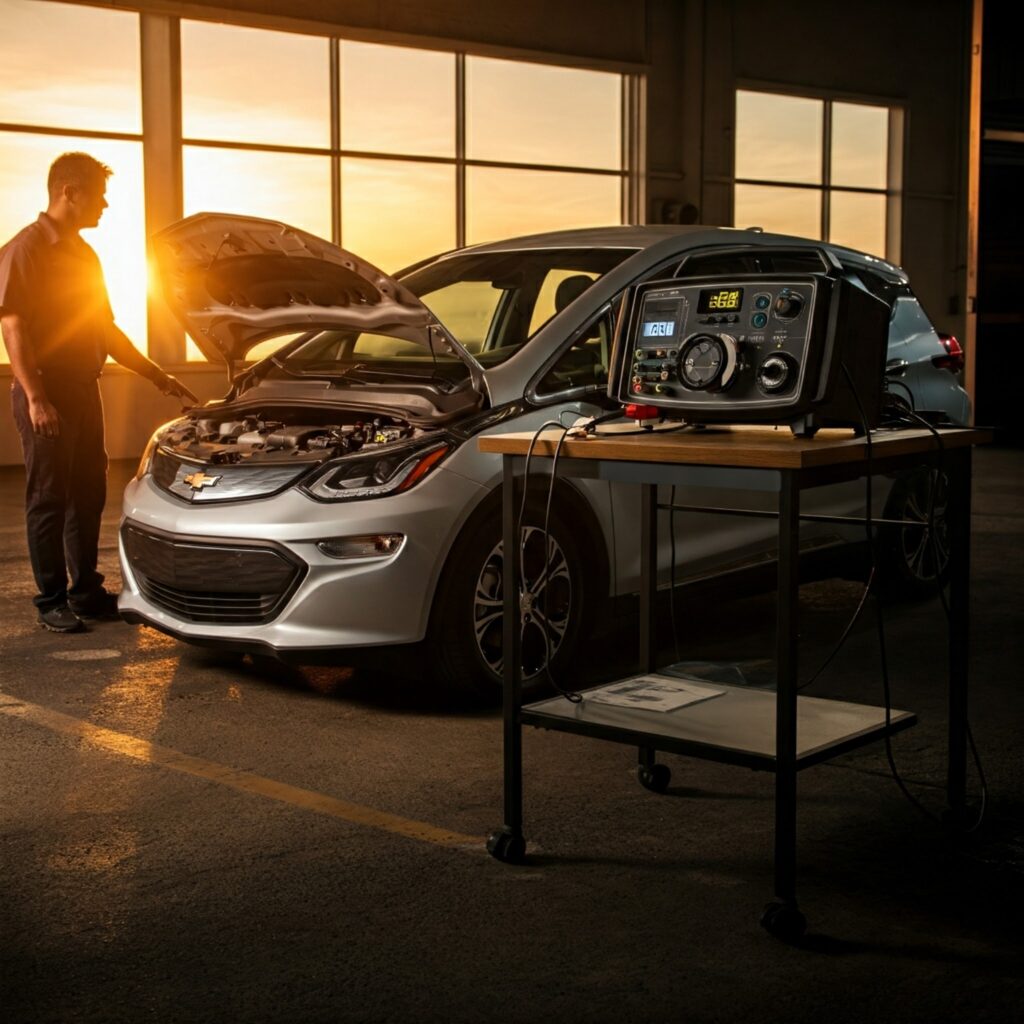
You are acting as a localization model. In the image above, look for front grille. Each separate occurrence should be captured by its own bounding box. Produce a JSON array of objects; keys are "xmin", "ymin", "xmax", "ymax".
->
[
  {"xmin": 153, "ymin": 448, "xmax": 310, "ymax": 504},
  {"xmin": 122, "ymin": 523, "xmax": 305, "ymax": 625}
]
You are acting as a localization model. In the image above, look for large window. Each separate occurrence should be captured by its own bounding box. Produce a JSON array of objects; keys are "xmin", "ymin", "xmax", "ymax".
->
[
  {"xmin": 0, "ymin": 0, "xmax": 146, "ymax": 361},
  {"xmin": 0, "ymin": 3, "xmax": 631, "ymax": 367},
  {"xmin": 180, "ymin": 24, "xmax": 627, "ymax": 358},
  {"xmin": 733, "ymin": 89, "xmax": 902, "ymax": 260},
  {"xmin": 465, "ymin": 56, "xmax": 622, "ymax": 241}
]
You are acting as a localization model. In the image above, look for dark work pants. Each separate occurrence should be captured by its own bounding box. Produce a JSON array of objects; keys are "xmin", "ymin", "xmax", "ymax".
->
[{"xmin": 11, "ymin": 378, "xmax": 108, "ymax": 611}]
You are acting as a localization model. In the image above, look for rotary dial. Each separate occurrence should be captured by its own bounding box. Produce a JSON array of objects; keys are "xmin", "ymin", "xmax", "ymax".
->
[{"xmin": 677, "ymin": 333, "xmax": 740, "ymax": 391}]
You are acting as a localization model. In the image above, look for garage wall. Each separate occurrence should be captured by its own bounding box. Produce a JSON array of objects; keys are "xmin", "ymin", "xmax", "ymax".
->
[
  {"xmin": 103, "ymin": 0, "xmax": 650, "ymax": 66},
  {"xmin": 0, "ymin": 0, "xmax": 972, "ymax": 465},
  {"xmin": 645, "ymin": 0, "xmax": 971, "ymax": 342}
]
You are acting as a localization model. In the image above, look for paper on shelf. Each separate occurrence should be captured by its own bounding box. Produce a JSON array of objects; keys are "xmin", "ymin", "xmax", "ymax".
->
[{"xmin": 584, "ymin": 674, "xmax": 726, "ymax": 712}]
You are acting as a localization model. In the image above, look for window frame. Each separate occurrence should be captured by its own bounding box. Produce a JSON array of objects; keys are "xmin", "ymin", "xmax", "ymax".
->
[
  {"xmin": 179, "ymin": 35, "xmax": 636, "ymax": 255},
  {"xmin": 0, "ymin": 3, "xmax": 642, "ymax": 368},
  {"xmin": 732, "ymin": 84, "xmax": 905, "ymax": 262}
]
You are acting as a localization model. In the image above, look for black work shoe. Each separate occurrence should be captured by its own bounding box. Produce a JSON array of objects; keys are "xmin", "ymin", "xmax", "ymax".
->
[
  {"xmin": 38, "ymin": 604, "xmax": 84, "ymax": 633},
  {"xmin": 70, "ymin": 590, "xmax": 121, "ymax": 621}
]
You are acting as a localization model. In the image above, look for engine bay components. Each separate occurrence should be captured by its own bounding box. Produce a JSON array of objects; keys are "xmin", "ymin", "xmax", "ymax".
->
[{"xmin": 156, "ymin": 409, "xmax": 423, "ymax": 466}]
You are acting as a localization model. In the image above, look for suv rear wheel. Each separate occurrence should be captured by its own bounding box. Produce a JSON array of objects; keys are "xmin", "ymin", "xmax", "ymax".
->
[{"xmin": 879, "ymin": 467, "xmax": 951, "ymax": 599}]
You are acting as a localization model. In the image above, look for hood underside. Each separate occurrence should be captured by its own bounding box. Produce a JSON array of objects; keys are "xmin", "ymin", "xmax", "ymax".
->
[{"xmin": 154, "ymin": 213, "xmax": 479, "ymax": 379}]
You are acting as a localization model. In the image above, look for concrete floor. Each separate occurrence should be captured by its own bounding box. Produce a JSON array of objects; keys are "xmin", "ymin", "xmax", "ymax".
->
[{"xmin": 1, "ymin": 449, "xmax": 1022, "ymax": 1023}]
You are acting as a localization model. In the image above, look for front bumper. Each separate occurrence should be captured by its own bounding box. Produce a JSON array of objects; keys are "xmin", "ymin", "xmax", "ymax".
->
[{"xmin": 118, "ymin": 465, "xmax": 487, "ymax": 651}]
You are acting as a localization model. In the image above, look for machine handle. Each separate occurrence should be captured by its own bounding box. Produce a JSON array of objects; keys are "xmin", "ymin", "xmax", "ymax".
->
[{"xmin": 674, "ymin": 244, "xmax": 844, "ymax": 278}]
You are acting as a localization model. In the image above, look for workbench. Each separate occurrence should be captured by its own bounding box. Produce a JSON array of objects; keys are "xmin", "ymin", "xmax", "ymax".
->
[{"xmin": 478, "ymin": 424, "xmax": 989, "ymax": 940}]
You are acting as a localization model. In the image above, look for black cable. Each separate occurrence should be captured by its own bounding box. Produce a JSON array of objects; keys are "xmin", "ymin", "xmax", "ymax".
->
[
  {"xmin": 797, "ymin": 368, "xmax": 877, "ymax": 693},
  {"xmin": 797, "ymin": 566, "xmax": 877, "ymax": 691},
  {"xmin": 515, "ymin": 420, "xmax": 567, "ymax": 691},
  {"xmin": 541, "ymin": 424, "xmax": 582, "ymax": 703},
  {"xmin": 558, "ymin": 408, "xmax": 624, "ymax": 432},
  {"xmin": 668, "ymin": 484, "xmax": 681, "ymax": 665},
  {"xmin": 886, "ymin": 378, "xmax": 916, "ymax": 408},
  {"xmin": 842, "ymin": 366, "xmax": 939, "ymax": 820},
  {"xmin": 515, "ymin": 420, "xmax": 582, "ymax": 703},
  {"xmin": 843, "ymin": 364, "xmax": 987, "ymax": 827},
  {"xmin": 590, "ymin": 422, "xmax": 692, "ymax": 438},
  {"xmin": 899, "ymin": 409, "xmax": 988, "ymax": 832},
  {"xmin": 516, "ymin": 419, "xmax": 564, "ymax": 556},
  {"xmin": 842, "ymin": 366, "xmax": 953, "ymax": 824}
]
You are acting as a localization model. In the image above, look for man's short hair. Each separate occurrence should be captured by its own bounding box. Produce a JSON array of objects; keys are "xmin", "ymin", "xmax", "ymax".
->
[{"xmin": 47, "ymin": 152, "xmax": 112, "ymax": 201}]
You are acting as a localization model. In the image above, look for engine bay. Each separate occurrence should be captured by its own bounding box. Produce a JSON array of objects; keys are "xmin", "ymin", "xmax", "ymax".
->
[{"xmin": 157, "ymin": 406, "xmax": 428, "ymax": 466}]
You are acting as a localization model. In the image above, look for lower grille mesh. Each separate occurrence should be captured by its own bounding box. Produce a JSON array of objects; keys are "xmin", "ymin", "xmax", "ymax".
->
[{"xmin": 122, "ymin": 523, "xmax": 304, "ymax": 625}]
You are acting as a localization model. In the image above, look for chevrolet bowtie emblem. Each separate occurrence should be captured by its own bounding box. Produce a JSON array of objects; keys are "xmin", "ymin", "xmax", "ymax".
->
[{"xmin": 183, "ymin": 471, "xmax": 221, "ymax": 491}]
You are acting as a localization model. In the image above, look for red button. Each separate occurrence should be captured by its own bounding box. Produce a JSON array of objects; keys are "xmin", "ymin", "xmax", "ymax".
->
[{"xmin": 625, "ymin": 403, "xmax": 660, "ymax": 420}]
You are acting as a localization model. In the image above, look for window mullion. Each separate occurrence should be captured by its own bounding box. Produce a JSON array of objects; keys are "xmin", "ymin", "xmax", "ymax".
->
[
  {"xmin": 821, "ymin": 100, "xmax": 832, "ymax": 243},
  {"xmin": 330, "ymin": 38, "xmax": 342, "ymax": 248},
  {"xmin": 456, "ymin": 53, "xmax": 466, "ymax": 249}
]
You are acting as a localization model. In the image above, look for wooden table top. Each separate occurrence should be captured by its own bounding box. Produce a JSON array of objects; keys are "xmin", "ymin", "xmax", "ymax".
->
[{"xmin": 478, "ymin": 424, "xmax": 991, "ymax": 470}]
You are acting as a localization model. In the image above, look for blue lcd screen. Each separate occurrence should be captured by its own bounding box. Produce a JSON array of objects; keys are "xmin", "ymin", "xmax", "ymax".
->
[{"xmin": 643, "ymin": 320, "xmax": 675, "ymax": 338}]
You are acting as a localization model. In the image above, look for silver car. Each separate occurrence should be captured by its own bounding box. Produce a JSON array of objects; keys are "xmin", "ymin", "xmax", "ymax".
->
[{"xmin": 119, "ymin": 216, "xmax": 969, "ymax": 696}]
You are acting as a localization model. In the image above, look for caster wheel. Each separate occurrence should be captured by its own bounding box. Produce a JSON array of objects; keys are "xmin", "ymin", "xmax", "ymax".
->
[
  {"xmin": 638, "ymin": 763, "xmax": 671, "ymax": 793},
  {"xmin": 487, "ymin": 830, "xmax": 526, "ymax": 864},
  {"xmin": 760, "ymin": 899, "xmax": 806, "ymax": 943}
]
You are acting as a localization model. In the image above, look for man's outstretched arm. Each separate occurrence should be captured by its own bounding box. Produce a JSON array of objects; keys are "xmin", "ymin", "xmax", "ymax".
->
[{"xmin": 105, "ymin": 325, "xmax": 198, "ymax": 404}]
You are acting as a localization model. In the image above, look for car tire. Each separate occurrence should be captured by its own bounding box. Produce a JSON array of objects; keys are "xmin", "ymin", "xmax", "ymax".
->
[
  {"xmin": 878, "ymin": 466, "xmax": 951, "ymax": 600},
  {"xmin": 425, "ymin": 493, "xmax": 593, "ymax": 703}
]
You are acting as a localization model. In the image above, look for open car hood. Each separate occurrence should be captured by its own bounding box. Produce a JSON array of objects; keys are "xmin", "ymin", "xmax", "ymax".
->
[{"xmin": 153, "ymin": 213, "xmax": 482, "ymax": 386}]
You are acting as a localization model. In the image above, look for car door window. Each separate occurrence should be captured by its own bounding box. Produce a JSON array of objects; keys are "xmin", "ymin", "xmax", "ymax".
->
[
  {"xmin": 420, "ymin": 279, "xmax": 505, "ymax": 355},
  {"xmin": 534, "ymin": 309, "xmax": 614, "ymax": 396},
  {"xmin": 528, "ymin": 269, "xmax": 599, "ymax": 335}
]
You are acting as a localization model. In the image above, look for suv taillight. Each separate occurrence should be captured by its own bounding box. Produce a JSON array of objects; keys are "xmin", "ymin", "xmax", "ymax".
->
[{"xmin": 933, "ymin": 334, "xmax": 964, "ymax": 374}]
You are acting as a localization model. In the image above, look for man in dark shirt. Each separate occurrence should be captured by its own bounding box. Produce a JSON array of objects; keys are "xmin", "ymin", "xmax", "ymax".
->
[{"xmin": 0, "ymin": 151, "xmax": 196, "ymax": 632}]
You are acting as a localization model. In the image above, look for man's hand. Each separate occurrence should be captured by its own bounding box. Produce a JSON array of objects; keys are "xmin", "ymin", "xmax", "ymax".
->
[
  {"xmin": 155, "ymin": 373, "xmax": 199, "ymax": 405},
  {"xmin": 28, "ymin": 395, "xmax": 61, "ymax": 438}
]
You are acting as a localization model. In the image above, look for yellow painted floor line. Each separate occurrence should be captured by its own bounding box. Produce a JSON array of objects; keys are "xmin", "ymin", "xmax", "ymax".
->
[{"xmin": 0, "ymin": 692, "xmax": 483, "ymax": 853}]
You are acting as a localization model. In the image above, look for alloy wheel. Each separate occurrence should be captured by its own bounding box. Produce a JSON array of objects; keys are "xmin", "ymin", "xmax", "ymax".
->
[
  {"xmin": 894, "ymin": 469, "xmax": 950, "ymax": 585},
  {"xmin": 472, "ymin": 526, "xmax": 573, "ymax": 680}
]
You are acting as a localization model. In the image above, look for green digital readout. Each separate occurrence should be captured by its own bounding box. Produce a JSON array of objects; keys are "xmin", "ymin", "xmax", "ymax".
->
[{"xmin": 697, "ymin": 287, "xmax": 744, "ymax": 313}]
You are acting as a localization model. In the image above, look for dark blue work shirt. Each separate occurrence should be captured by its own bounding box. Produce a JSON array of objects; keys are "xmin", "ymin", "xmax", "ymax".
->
[{"xmin": 0, "ymin": 213, "xmax": 112, "ymax": 381}]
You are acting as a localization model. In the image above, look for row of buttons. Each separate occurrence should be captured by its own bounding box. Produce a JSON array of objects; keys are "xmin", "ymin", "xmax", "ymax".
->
[{"xmin": 698, "ymin": 315, "xmax": 740, "ymax": 325}]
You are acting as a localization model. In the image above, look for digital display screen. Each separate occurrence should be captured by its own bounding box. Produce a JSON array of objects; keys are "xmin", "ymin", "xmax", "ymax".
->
[
  {"xmin": 643, "ymin": 320, "xmax": 676, "ymax": 338},
  {"xmin": 698, "ymin": 288, "xmax": 744, "ymax": 313}
]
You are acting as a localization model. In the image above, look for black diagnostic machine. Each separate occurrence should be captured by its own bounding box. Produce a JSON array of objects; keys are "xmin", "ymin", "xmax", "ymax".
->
[{"xmin": 607, "ymin": 248, "xmax": 891, "ymax": 436}]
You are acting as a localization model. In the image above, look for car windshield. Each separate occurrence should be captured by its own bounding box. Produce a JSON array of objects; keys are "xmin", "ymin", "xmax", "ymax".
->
[{"xmin": 264, "ymin": 247, "xmax": 634, "ymax": 387}]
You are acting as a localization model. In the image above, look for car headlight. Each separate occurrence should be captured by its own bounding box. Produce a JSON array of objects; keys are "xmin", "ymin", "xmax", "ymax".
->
[
  {"xmin": 301, "ymin": 440, "xmax": 452, "ymax": 502},
  {"xmin": 134, "ymin": 418, "xmax": 187, "ymax": 480},
  {"xmin": 135, "ymin": 434, "xmax": 159, "ymax": 480}
]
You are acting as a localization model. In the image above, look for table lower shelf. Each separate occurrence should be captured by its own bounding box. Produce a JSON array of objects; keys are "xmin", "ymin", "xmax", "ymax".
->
[{"xmin": 521, "ymin": 680, "xmax": 916, "ymax": 771}]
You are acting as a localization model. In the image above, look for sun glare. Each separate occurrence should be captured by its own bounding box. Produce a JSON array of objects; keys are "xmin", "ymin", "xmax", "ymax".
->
[
  {"xmin": 0, "ymin": 132, "xmax": 148, "ymax": 357},
  {"xmin": 1, "ymin": 0, "xmax": 629, "ymax": 367}
]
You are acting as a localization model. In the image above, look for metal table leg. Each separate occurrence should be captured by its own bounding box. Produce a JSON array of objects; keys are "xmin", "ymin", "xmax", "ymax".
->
[
  {"xmin": 946, "ymin": 447, "xmax": 971, "ymax": 826},
  {"xmin": 762, "ymin": 470, "xmax": 806, "ymax": 941},
  {"xmin": 637, "ymin": 483, "xmax": 671, "ymax": 793},
  {"xmin": 488, "ymin": 454, "xmax": 526, "ymax": 862}
]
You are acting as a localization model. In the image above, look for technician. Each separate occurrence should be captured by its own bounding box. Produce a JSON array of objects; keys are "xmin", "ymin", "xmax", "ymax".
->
[{"xmin": 0, "ymin": 151, "xmax": 197, "ymax": 633}]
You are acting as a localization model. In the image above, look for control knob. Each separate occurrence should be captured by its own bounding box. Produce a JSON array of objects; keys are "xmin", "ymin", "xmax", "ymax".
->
[
  {"xmin": 773, "ymin": 292, "xmax": 804, "ymax": 320},
  {"xmin": 756, "ymin": 353, "xmax": 795, "ymax": 394},
  {"xmin": 677, "ymin": 333, "xmax": 740, "ymax": 392}
]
